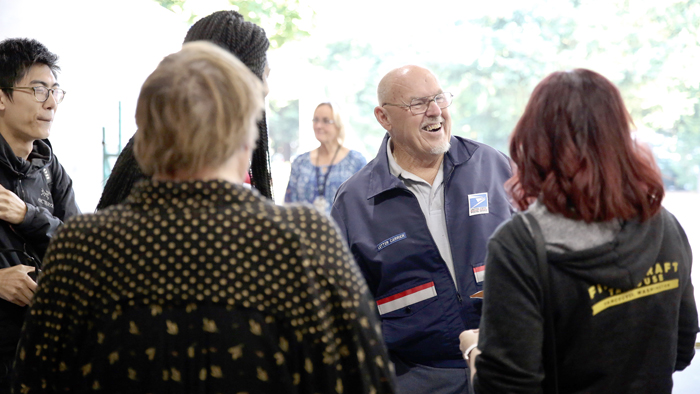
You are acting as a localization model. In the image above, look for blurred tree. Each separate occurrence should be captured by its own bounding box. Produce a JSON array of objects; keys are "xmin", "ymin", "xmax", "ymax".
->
[
  {"xmin": 307, "ymin": 0, "xmax": 699, "ymax": 189},
  {"xmin": 640, "ymin": 0, "xmax": 700, "ymax": 191},
  {"xmin": 155, "ymin": 0, "xmax": 699, "ymax": 190},
  {"xmin": 267, "ymin": 99, "xmax": 300, "ymax": 161},
  {"xmin": 658, "ymin": 92, "xmax": 700, "ymax": 191},
  {"xmin": 228, "ymin": 0, "xmax": 312, "ymax": 49},
  {"xmin": 309, "ymin": 40, "xmax": 384, "ymax": 154},
  {"xmin": 152, "ymin": 0, "xmax": 313, "ymax": 48},
  {"xmin": 156, "ymin": 0, "xmax": 187, "ymax": 12}
]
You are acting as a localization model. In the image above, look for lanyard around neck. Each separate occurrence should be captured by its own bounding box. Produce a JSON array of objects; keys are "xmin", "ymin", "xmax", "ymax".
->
[{"xmin": 315, "ymin": 145, "xmax": 342, "ymax": 198}]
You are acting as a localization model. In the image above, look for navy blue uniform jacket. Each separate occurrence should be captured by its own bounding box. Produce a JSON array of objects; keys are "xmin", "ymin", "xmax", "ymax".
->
[{"xmin": 331, "ymin": 134, "xmax": 512, "ymax": 368}]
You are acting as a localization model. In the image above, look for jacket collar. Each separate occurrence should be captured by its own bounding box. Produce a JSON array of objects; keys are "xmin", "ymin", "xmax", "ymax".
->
[
  {"xmin": 0, "ymin": 133, "xmax": 53, "ymax": 176},
  {"xmin": 365, "ymin": 133, "xmax": 479, "ymax": 199}
]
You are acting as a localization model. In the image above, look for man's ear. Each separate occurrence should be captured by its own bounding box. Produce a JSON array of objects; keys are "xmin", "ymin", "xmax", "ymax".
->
[
  {"xmin": 374, "ymin": 106, "xmax": 392, "ymax": 131},
  {"xmin": 0, "ymin": 91, "xmax": 8, "ymax": 111}
]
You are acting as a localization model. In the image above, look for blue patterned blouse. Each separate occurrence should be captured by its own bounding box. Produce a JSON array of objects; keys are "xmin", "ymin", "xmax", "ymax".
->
[{"xmin": 285, "ymin": 150, "xmax": 367, "ymax": 213}]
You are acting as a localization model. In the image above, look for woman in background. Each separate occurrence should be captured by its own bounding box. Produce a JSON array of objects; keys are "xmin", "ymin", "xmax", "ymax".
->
[
  {"xmin": 285, "ymin": 102, "xmax": 366, "ymax": 213},
  {"xmin": 96, "ymin": 10, "xmax": 274, "ymax": 209},
  {"xmin": 13, "ymin": 41, "xmax": 396, "ymax": 394},
  {"xmin": 461, "ymin": 68, "xmax": 697, "ymax": 394}
]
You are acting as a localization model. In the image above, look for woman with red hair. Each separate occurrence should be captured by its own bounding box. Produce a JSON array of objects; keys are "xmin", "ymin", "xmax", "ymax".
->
[{"xmin": 462, "ymin": 69, "xmax": 697, "ymax": 394}]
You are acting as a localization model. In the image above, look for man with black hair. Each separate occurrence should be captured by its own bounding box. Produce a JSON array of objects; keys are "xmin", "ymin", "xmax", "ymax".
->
[{"xmin": 0, "ymin": 37, "xmax": 79, "ymax": 385}]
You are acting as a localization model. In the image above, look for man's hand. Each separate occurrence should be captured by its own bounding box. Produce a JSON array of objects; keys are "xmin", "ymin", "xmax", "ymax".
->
[
  {"xmin": 0, "ymin": 184, "xmax": 27, "ymax": 224},
  {"xmin": 0, "ymin": 265, "xmax": 37, "ymax": 306}
]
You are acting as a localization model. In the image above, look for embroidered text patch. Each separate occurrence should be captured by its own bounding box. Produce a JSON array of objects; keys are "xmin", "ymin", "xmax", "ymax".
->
[{"xmin": 376, "ymin": 232, "xmax": 407, "ymax": 251}]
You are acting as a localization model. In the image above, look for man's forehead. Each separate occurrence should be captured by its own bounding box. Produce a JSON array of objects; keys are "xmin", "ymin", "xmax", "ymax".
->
[
  {"xmin": 378, "ymin": 65, "xmax": 443, "ymax": 104},
  {"xmin": 19, "ymin": 64, "xmax": 58, "ymax": 87},
  {"xmin": 392, "ymin": 72, "xmax": 442, "ymax": 100}
]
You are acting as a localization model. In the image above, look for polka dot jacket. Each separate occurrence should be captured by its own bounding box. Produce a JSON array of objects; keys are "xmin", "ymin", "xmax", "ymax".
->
[{"xmin": 13, "ymin": 179, "xmax": 396, "ymax": 394}]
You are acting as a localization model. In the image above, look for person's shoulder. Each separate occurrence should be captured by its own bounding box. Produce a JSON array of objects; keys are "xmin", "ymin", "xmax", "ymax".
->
[
  {"xmin": 656, "ymin": 206, "xmax": 691, "ymax": 246},
  {"xmin": 488, "ymin": 213, "xmax": 527, "ymax": 244},
  {"xmin": 337, "ymin": 160, "xmax": 372, "ymax": 195},
  {"xmin": 274, "ymin": 202, "xmax": 324, "ymax": 221},
  {"xmin": 291, "ymin": 151, "xmax": 312, "ymax": 165},
  {"xmin": 345, "ymin": 149, "xmax": 368, "ymax": 167},
  {"xmin": 39, "ymin": 141, "xmax": 79, "ymax": 193},
  {"xmin": 452, "ymin": 135, "xmax": 508, "ymax": 158},
  {"xmin": 450, "ymin": 136, "xmax": 511, "ymax": 178},
  {"xmin": 47, "ymin": 209, "xmax": 119, "ymax": 255},
  {"xmin": 264, "ymin": 203, "xmax": 339, "ymax": 240},
  {"xmin": 46, "ymin": 151, "xmax": 72, "ymax": 180},
  {"xmin": 347, "ymin": 149, "xmax": 365, "ymax": 159},
  {"xmin": 61, "ymin": 206, "xmax": 130, "ymax": 234},
  {"xmin": 658, "ymin": 206, "xmax": 679, "ymax": 226}
]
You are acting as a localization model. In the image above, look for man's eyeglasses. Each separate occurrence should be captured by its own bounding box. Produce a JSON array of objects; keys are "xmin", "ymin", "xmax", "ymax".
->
[
  {"xmin": 312, "ymin": 118, "xmax": 335, "ymax": 125},
  {"xmin": 1, "ymin": 86, "xmax": 66, "ymax": 104},
  {"xmin": 382, "ymin": 92, "xmax": 453, "ymax": 115}
]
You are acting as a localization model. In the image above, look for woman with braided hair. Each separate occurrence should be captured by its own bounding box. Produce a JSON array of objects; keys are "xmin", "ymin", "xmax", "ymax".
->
[{"xmin": 96, "ymin": 10, "xmax": 273, "ymax": 210}]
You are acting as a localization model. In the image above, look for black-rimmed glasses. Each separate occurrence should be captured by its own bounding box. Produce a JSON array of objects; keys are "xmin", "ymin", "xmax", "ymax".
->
[
  {"xmin": 382, "ymin": 92, "xmax": 453, "ymax": 115},
  {"xmin": 1, "ymin": 86, "xmax": 66, "ymax": 104}
]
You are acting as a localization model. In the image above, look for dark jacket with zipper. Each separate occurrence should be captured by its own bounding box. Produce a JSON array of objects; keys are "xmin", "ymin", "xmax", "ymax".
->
[
  {"xmin": 0, "ymin": 134, "xmax": 80, "ymax": 359},
  {"xmin": 331, "ymin": 134, "xmax": 513, "ymax": 368}
]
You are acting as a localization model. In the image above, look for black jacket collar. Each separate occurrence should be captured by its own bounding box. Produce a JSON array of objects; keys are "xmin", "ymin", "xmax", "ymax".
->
[{"xmin": 0, "ymin": 133, "xmax": 53, "ymax": 177}]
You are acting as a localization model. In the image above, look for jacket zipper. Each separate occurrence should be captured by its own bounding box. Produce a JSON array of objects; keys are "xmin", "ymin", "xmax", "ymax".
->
[
  {"xmin": 443, "ymin": 161, "xmax": 462, "ymax": 305},
  {"xmin": 15, "ymin": 178, "xmax": 32, "ymax": 264},
  {"xmin": 400, "ymin": 186, "xmax": 462, "ymax": 303}
]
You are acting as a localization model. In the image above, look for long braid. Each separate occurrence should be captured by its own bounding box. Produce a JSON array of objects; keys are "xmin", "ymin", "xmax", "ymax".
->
[
  {"xmin": 185, "ymin": 11, "xmax": 273, "ymax": 199},
  {"xmin": 251, "ymin": 115, "xmax": 273, "ymax": 199},
  {"xmin": 96, "ymin": 137, "xmax": 143, "ymax": 210}
]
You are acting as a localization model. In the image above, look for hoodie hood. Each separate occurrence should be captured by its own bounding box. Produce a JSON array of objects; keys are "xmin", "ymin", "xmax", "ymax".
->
[
  {"xmin": 0, "ymin": 132, "xmax": 53, "ymax": 177},
  {"xmin": 542, "ymin": 208, "xmax": 668, "ymax": 291}
]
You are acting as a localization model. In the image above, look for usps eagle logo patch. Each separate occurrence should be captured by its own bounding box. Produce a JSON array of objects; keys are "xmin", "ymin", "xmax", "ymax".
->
[{"xmin": 468, "ymin": 192, "xmax": 489, "ymax": 216}]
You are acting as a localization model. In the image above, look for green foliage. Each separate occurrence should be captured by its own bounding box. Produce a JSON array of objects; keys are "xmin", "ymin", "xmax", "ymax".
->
[
  {"xmin": 657, "ymin": 94, "xmax": 700, "ymax": 190},
  {"xmin": 309, "ymin": 41, "xmax": 385, "ymax": 154},
  {"xmin": 306, "ymin": 0, "xmax": 699, "ymax": 189},
  {"xmin": 229, "ymin": 0, "xmax": 311, "ymax": 49},
  {"xmin": 156, "ymin": 0, "xmax": 187, "ymax": 12},
  {"xmin": 153, "ymin": 0, "xmax": 699, "ymax": 190},
  {"xmin": 151, "ymin": 0, "xmax": 312, "ymax": 48}
]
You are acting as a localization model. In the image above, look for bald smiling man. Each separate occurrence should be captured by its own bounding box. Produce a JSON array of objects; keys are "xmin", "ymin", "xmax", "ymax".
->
[{"xmin": 331, "ymin": 65, "xmax": 513, "ymax": 394}]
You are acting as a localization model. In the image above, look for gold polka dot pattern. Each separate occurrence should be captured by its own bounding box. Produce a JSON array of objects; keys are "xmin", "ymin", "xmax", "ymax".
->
[{"xmin": 13, "ymin": 180, "xmax": 396, "ymax": 393}]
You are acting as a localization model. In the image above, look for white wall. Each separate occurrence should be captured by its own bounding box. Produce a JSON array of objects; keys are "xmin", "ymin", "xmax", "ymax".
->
[{"xmin": 0, "ymin": 0, "xmax": 188, "ymax": 211}]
